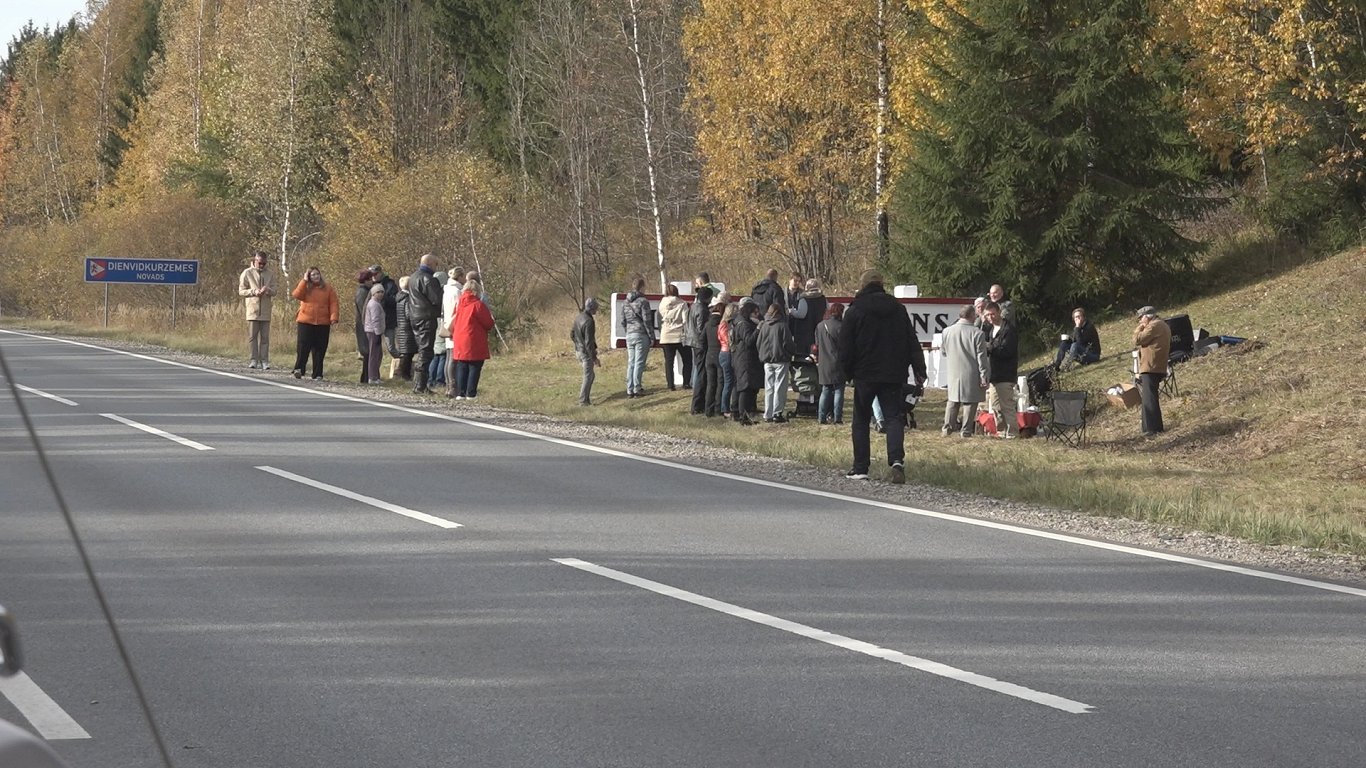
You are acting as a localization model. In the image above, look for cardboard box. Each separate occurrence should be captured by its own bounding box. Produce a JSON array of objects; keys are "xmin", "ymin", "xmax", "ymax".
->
[
  {"xmin": 1108, "ymin": 383, "xmax": 1141, "ymax": 409},
  {"xmin": 1106, "ymin": 382, "xmax": 1141, "ymax": 409}
]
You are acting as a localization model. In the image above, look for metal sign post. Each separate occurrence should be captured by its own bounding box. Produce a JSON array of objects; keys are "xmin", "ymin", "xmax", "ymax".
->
[{"xmin": 85, "ymin": 258, "xmax": 200, "ymax": 329}]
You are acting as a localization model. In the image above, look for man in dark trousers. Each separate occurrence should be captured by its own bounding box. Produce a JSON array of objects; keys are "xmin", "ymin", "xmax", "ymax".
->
[
  {"xmin": 407, "ymin": 253, "xmax": 445, "ymax": 394},
  {"xmin": 1133, "ymin": 306, "xmax": 1171, "ymax": 436},
  {"xmin": 983, "ymin": 301, "xmax": 1019, "ymax": 438},
  {"xmin": 687, "ymin": 285, "xmax": 714, "ymax": 415},
  {"xmin": 571, "ymin": 297, "xmax": 601, "ymax": 405},
  {"xmin": 837, "ymin": 270, "xmax": 923, "ymax": 484}
]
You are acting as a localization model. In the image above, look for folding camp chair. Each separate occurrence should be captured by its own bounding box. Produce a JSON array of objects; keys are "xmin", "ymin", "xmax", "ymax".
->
[
  {"xmin": 1025, "ymin": 365, "xmax": 1056, "ymax": 414},
  {"xmin": 1161, "ymin": 363, "xmax": 1179, "ymax": 397},
  {"xmin": 1044, "ymin": 391, "xmax": 1087, "ymax": 447}
]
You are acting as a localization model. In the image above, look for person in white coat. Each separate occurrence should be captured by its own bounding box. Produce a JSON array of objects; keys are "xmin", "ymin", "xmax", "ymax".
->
[{"xmin": 940, "ymin": 304, "xmax": 990, "ymax": 438}]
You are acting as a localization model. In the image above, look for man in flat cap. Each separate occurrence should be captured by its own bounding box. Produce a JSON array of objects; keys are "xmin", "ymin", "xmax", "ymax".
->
[{"xmin": 1134, "ymin": 306, "xmax": 1171, "ymax": 436}]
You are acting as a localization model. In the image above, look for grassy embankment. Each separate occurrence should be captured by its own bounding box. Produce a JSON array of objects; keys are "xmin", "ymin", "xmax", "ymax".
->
[{"xmin": 5, "ymin": 241, "xmax": 1365, "ymax": 555}]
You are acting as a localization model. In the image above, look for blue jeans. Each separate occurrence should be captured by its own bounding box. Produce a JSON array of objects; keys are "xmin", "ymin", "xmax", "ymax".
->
[
  {"xmin": 455, "ymin": 360, "xmax": 484, "ymax": 397},
  {"xmin": 625, "ymin": 333, "xmax": 650, "ymax": 394},
  {"xmin": 763, "ymin": 363, "xmax": 789, "ymax": 420},
  {"xmin": 1054, "ymin": 339, "xmax": 1100, "ymax": 367},
  {"xmin": 819, "ymin": 384, "xmax": 844, "ymax": 423},
  {"xmin": 718, "ymin": 351, "xmax": 734, "ymax": 413},
  {"xmin": 429, "ymin": 352, "xmax": 447, "ymax": 385}
]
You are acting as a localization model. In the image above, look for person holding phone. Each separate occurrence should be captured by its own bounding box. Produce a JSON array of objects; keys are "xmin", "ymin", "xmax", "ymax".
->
[{"xmin": 290, "ymin": 266, "xmax": 339, "ymax": 380}]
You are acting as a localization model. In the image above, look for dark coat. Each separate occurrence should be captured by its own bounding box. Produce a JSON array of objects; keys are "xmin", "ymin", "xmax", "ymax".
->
[
  {"xmin": 757, "ymin": 316, "xmax": 794, "ymax": 364},
  {"xmin": 986, "ymin": 321, "xmax": 1019, "ymax": 383},
  {"xmin": 790, "ymin": 291, "xmax": 826, "ymax": 360},
  {"xmin": 407, "ymin": 267, "xmax": 443, "ymax": 324},
  {"xmin": 815, "ymin": 317, "xmax": 842, "ymax": 387},
  {"xmin": 376, "ymin": 274, "xmax": 398, "ymax": 326},
  {"xmin": 395, "ymin": 292, "xmax": 415, "ymax": 355},
  {"xmin": 837, "ymin": 283, "xmax": 918, "ymax": 385},
  {"xmin": 730, "ymin": 312, "xmax": 763, "ymax": 392},
  {"xmin": 353, "ymin": 284, "xmax": 371, "ymax": 331},
  {"xmin": 571, "ymin": 311, "xmax": 597, "ymax": 358},
  {"xmin": 703, "ymin": 310, "xmax": 723, "ymax": 365},
  {"xmin": 750, "ymin": 278, "xmax": 783, "ymax": 316},
  {"xmin": 1073, "ymin": 318, "xmax": 1101, "ymax": 357},
  {"xmin": 687, "ymin": 287, "xmax": 713, "ymax": 348}
]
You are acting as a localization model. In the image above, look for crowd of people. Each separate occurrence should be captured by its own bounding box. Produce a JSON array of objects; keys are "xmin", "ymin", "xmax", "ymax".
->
[
  {"xmin": 238, "ymin": 252, "xmax": 1171, "ymax": 483},
  {"xmin": 236, "ymin": 252, "xmax": 495, "ymax": 398}
]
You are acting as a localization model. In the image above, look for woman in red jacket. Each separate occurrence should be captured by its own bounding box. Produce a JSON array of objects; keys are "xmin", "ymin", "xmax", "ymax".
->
[
  {"xmin": 290, "ymin": 266, "xmax": 340, "ymax": 380},
  {"xmin": 449, "ymin": 280, "xmax": 495, "ymax": 399}
]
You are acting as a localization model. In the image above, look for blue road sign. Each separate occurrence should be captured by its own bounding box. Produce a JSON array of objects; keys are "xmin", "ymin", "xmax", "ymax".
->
[{"xmin": 85, "ymin": 258, "xmax": 199, "ymax": 285}]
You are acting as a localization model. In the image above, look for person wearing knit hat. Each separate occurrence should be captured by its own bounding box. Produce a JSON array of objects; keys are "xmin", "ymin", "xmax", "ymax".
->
[
  {"xmin": 571, "ymin": 296, "xmax": 601, "ymax": 405},
  {"xmin": 859, "ymin": 269, "xmax": 883, "ymax": 289}
]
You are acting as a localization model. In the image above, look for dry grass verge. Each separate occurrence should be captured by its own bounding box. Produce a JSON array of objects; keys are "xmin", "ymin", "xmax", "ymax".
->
[{"xmin": 5, "ymin": 244, "xmax": 1363, "ymax": 556}]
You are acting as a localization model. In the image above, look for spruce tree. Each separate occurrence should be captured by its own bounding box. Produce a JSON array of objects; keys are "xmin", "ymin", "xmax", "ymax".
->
[{"xmin": 891, "ymin": 0, "xmax": 1211, "ymax": 325}]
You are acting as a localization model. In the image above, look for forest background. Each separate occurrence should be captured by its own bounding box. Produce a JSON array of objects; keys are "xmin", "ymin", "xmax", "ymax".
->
[{"xmin": 1, "ymin": 0, "xmax": 1365, "ymax": 343}]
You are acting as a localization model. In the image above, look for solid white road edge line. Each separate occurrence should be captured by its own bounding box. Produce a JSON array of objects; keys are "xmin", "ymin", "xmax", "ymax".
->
[
  {"xmin": 6, "ymin": 329, "xmax": 1364, "ymax": 599},
  {"xmin": 554, "ymin": 557, "xmax": 1093, "ymax": 714},
  {"xmin": 255, "ymin": 465, "xmax": 462, "ymax": 529},
  {"xmin": 0, "ymin": 671, "xmax": 91, "ymax": 740},
  {"xmin": 99, "ymin": 413, "xmax": 214, "ymax": 451},
  {"xmin": 15, "ymin": 384, "xmax": 78, "ymax": 407}
]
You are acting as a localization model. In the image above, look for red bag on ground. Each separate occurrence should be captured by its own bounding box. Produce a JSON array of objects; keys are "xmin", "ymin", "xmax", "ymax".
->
[{"xmin": 976, "ymin": 411, "xmax": 997, "ymax": 436}]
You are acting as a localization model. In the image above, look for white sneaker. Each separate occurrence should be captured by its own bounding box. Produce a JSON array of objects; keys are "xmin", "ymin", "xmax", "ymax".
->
[
  {"xmin": 261, "ymin": 362, "xmax": 271, "ymax": 370},
  {"xmin": 455, "ymin": 395, "xmax": 466, "ymax": 400},
  {"xmin": 466, "ymin": 394, "xmax": 477, "ymax": 400},
  {"xmin": 248, "ymin": 360, "xmax": 258, "ymax": 369}
]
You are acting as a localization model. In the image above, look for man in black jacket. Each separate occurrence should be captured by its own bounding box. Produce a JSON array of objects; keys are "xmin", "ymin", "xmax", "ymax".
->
[
  {"xmin": 750, "ymin": 269, "xmax": 783, "ymax": 316},
  {"xmin": 1052, "ymin": 306, "xmax": 1102, "ymax": 369},
  {"xmin": 837, "ymin": 270, "xmax": 924, "ymax": 484},
  {"xmin": 688, "ymin": 285, "xmax": 714, "ymax": 415},
  {"xmin": 983, "ymin": 302, "xmax": 1019, "ymax": 438},
  {"xmin": 407, "ymin": 253, "xmax": 444, "ymax": 394}
]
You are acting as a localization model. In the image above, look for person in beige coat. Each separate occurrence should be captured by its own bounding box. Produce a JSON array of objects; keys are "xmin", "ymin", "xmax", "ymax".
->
[
  {"xmin": 238, "ymin": 250, "xmax": 276, "ymax": 369},
  {"xmin": 657, "ymin": 284, "xmax": 692, "ymax": 391},
  {"xmin": 1134, "ymin": 306, "xmax": 1172, "ymax": 436}
]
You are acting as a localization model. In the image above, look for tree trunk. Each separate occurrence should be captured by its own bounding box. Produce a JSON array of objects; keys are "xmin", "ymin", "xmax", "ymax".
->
[{"xmin": 625, "ymin": 0, "xmax": 669, "ymax": 292}]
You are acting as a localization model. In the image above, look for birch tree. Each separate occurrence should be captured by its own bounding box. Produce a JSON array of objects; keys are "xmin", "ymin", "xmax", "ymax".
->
[
  {"xmin": 684, "ymin": 0, "xmax": 877, "ymax": 282},
  {"xmin": 216, "ymin": 0, "xmax": 338, "ymax": 276}
]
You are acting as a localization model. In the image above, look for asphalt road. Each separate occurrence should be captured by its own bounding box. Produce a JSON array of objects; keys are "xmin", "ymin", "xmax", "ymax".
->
[{"xmin": 2, "ymin": 329, "xmax": 1364, "ymax": 768}]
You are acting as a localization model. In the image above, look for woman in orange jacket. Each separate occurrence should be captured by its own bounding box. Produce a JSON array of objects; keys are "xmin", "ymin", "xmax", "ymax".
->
[{"xmin": 291, "ymin": 266, "xmax": 340, "ymax": 379}]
